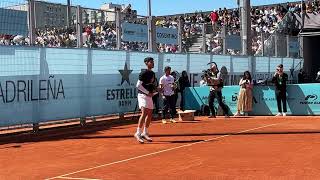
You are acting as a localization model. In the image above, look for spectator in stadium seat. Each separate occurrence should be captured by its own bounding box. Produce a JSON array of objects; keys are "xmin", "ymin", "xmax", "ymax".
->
[
  {"xmin": 210, "ymin": 10, "xmax": 219, "ymax": 32},
  {"xmin": 234, "ymin": 71, "xmax": 254, "ymax": 116},
  {"xmin": 302, "ymin": 2, "xmax": 307, "ymax": 13},
  {"xmin": 313, "ymin": 1, "xmax": 320, "ymax": 13},
  {"xmin": 306, "ymin": 1, "xmax": 313, "ymax": 13},
  {"xmin": 122, "ymin": 4, "xmax": 132, "ymax": 15}
]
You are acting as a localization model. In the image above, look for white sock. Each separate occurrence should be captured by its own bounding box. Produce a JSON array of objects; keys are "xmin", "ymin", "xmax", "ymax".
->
[
  {"xmin": 143, "ymin": 127, "xmax": 148, "ymax": 134},
  {"xmin": 136, "ymin": 128, "xmax": 142, "ymax": 135}
]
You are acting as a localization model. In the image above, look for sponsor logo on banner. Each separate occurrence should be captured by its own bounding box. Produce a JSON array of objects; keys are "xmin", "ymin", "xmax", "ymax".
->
[
  {"xmin": 122, "ymin": 22, "xmax": 178, "ymax": 45},
  {"xmin": 305, "ymin": 94, "xmax": 318, "ymax": 101},
  {"xmin": 105, "ymin": 63, "xmax": 137, "ymax": 108},
  {"xmin": 156, "ymin": 27, "xmax": 178, "ymax": 45},
  {"xmin": 122, "ymin": 22, "xmax": 148, "ymax": 43},
  {"xmin": 301, "ymin": 94, "xmax": 320, "ymax": 104},
  {"xmin": 261, "ymin": 95, "xmax": 295, "ymax": 102},
  {"xmin": 0, "ymin": 75, "xmax": 65, "ymax": 103},
  {"xmin": 230, "ymin": 92, "xmax": 239, "ymax": 106},
  {"xmin": 199, "ymin": 95, "xmax": 228, "ymax": 104}
]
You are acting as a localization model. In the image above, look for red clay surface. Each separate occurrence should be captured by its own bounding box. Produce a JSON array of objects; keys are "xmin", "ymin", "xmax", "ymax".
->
[{"xmin": 1, "ymin": 116, "xmax": 320, "ymax": 180}]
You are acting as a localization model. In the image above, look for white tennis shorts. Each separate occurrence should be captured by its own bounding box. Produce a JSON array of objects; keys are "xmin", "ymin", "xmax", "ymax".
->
[{"xmin": 138, "ymin": 93, "xmax": 154, "ymax": 110}]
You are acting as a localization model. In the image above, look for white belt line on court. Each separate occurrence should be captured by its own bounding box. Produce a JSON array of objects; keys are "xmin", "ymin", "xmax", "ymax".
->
[
  {"xmin": 45, "ymin": 122, "xmax": 284, "ymax": 180},
  {"xmin": 55, "ymin": 177, "xmax": 102, "ymax": 180}
]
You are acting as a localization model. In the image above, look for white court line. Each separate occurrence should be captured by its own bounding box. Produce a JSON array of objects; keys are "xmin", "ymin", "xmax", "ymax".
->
[
  {"xmin": 45, "ymin": 122, "xmax": 283, "ymax": 180},
  {"xmin": 55, "ymin": 177, "xmax": 102, "ymax": 180}
]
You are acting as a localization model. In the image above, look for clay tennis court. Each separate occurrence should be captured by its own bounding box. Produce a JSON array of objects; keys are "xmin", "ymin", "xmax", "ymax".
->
[{"xmin": 1, "ymin": 116, "xmax": 320, "ymax": 179}]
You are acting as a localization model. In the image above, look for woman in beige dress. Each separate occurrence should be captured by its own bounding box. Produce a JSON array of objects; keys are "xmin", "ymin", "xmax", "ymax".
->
[{"xmin": 234, "ymin": 71, "xmax": 253, "ymax": 116}]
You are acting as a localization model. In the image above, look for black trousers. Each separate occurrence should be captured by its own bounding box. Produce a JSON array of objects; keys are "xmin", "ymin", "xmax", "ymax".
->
[
  {"xmin": 173, "ymin": 93, "xmax": 178, "ymax": 114},
  {"xmin": 276, "ymin": 90, "xmax": 287, "ymax": 113},
  {"xmin": 163, "ymin": 95, "xmax": 176, "ymax": 119},
  {"xmin": 180, "ymin": 91, "xmax": 185, "ymax": 111},
  {"xmin": 152, "ymin": 94, "xmax": 159, "ymax": 114},
  {"xmin": 208, "ymin": 90, "xmax": 228, "ymax": 116}
]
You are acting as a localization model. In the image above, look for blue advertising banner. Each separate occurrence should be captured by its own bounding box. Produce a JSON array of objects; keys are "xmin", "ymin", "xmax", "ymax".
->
[
  {"xmin": 0, "ymin": 8, "xmax": 28, "ymax": 36},
  {"xmin": 0, "ymin": 45, "xmax": 304, "ymax": 127},
  {"xmin": 226, "ymin": 35, "xmax": 241, "ymax": 50},
  {"xmin": 122, "ymin": 22, "xmax": 178, "ymax": 45},
  {"xmin": 289, "ymin": 38, "xmax": 300, "ymax": 53},
  {"xmin": 122, "ymin": 22, "xmax": 148, "ymax": 43},
  {"xmin": 185, "ymin": 84, "xmax": 320, "ymax": 116},
  {"xmin": 156, "ymin": 27, "xmax": 178, "ymax": 45}
]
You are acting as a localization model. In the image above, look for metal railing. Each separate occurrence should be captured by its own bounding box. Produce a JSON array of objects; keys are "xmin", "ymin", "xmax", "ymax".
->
[
  {"xmin": 0, "ymin": 0, "xmax": 304, "ymax": 58},
  {"xmin": 258, "ymin": 12, "xmax": 302, "ymax": 58}
]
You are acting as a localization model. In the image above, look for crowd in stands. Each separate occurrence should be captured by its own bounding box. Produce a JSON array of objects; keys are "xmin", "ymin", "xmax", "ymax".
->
[
  {"xmin": 0, "ymin": 34, "xmax": 29, "ymax": 46},
  {"xmin": 1, "ymin": 1, "xmax": 319, "ymax": 55},
  {"xmin": 204, "ymin": 3, "xmax": 296, "ymax": 55},
  {"xmin": 156, "ymin": 15, "xmax": 204, "ymax": 52}
]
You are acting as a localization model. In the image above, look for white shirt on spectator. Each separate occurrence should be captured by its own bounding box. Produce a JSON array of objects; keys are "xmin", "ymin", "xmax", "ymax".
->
[{"xmin": 160, "ymin": 74, "xmax": 175, "ymax": 96}]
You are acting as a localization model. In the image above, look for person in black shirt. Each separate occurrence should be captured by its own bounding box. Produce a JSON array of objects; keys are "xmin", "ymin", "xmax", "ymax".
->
[
  {"xmin": 206, "ymin": 63, "xmax": 229, "ymax": 118},
  {"xmin": 170, "ymin": 71, "xmax": 179, "ymax": 116},
  {"xmin": 178, "ymin": 71, "xmax": 191, "ymax": 111},
  {"xmin": 272, "ymin": 64, "xmax": 288, "ymax": 116},
  {"xmin": 134, "ymin": 57, "xmax": 157, "ymax": 143},
  {"xmin": 298, "ymin": 69, "xmax": 305, "ymax": 84}
]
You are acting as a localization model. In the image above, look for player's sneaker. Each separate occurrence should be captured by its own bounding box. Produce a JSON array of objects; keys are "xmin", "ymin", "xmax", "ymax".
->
[
  {"xmin": 234, "ymin": 112, "xmax": 241, "ymax": 116},
  {"xmin": 282, "ymin": 113, "xmax": 287, "ymax": 116},
  {"xmin": 225, "ymin": 114, "xmax": 230, "ymax": 118},
  {"xmin": 134, "ymin": 132, "xmax": 144, "ymax": 144},
  {"xmin": 276, "ymin": 113, "xmax": 283, "ymax": 116},
  {"xmin": 170, "ymin": 118, "xmax": 177, "ymax": 123},
  {"xmin": 162, "ymin": 119, "xmax": 167, "ymax": 124},
  {"xmin": 141, "ymin": 133, "xmax": 153, "ymax": 142},
  {"xmin": 208, "ymin": 115, "xmax": 216, "ymax": 118}
]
